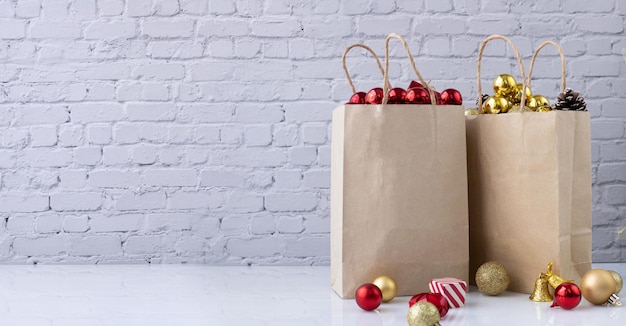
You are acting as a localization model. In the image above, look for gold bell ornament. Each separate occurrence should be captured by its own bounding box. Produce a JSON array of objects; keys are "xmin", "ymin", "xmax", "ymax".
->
[
  {"xmin": 529, "ymin": 273, "xmax": 553, "ymax": 302},
  {"xmin": 545, "ymin": 262, "xmax": 573, "ymax": 289}
]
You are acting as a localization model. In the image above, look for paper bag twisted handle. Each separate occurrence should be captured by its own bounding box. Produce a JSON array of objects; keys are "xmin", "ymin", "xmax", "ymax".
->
[
  {"xmin": 477, "ymin": 35, "xmax": 528, "ymax": 112},
  {"xmin": 383, "ymin": 33, "xmax": 436, "ymax": 105},
  {"xmin": 342, "ymin": 43, "xmax": 391, "ymax": 94},
  {"xmin": 527, "ymin": 41, "xmax": 567, "ymax": 92}
]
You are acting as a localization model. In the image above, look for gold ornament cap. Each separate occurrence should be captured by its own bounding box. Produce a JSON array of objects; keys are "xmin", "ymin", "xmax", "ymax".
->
[{"xmin": 530, "ymin": 273, "xmax": 553, "ymax": 302}]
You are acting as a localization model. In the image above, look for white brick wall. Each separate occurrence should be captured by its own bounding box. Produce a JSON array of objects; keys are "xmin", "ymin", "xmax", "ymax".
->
[{"xmin": 0, "ymin": 0, "xmax": 624, "ymax": 264}]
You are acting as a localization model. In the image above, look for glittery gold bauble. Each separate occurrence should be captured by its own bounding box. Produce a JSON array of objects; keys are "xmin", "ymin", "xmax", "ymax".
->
[
  {"xmin": 407, "ymin": 302, "xmax": 441, "ymax": 326},
  {"xmin": 475, "ymin": 261, "xmax": 510, "ymax": 296},
  {"xmin": 533, "ymin": 95, "xmax": 551, "ymax": 111},
  {"xmin": 530, "ymin": 273, "xmax": 553, "ymax": 302},
  {"xmin": 493, "ymin": 74, "xmax": 518, "ymax": 97},
  {"xmin": 512, "ymin": 83, "xmax": 532, "ymax": 104},
  {"xmin": 580, "ymin": 269, "xmax": 617, "ymax": 305},
  {"xmin": 372, "ymin": 275, "xmax": 397, "ymax": 303},
  {"xmin": 608, "ymin": 270, "xmax": 623, "ymax": 294},
  {"xmin": 508, "ymin": 105, "xmax": 533, "ymax": 113},
  {"xmin": 482, "ymin": 95, "xmax": 511, "ymax": 114},
  {"xmin": 465, "ymin": 107, "xmax": 480, "ymax": 116}
]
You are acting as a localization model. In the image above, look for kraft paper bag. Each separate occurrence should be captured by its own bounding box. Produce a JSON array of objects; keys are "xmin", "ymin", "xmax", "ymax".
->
[
  {"xmin": 467, "ymin": 36, "xmax": 592, "ymax": 294},
  {"xmin": 331, "ymin": 34, "xmax": 469, "ymax": 298}
]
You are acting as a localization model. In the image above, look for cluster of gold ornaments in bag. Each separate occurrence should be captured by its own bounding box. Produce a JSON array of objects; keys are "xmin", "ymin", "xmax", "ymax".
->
[{"xmin": 481, "ymin": 74, "xmax": 552, "ymax": 114}]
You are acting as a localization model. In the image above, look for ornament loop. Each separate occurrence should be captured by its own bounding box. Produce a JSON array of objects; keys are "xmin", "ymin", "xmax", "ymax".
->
[
  {"xmin": 383, "ymin": 33, "xmax": 435, "ymax": 105},
  {"xmin": 342, "ymin": 43, "xmax": 391, "ymax": 94},
  {"xmin": 527, "ymin": 41, "xmax": 567, "ymax": 93},
  {"xmin": 476, "ymin": 35, "xmax": 528, "ymax": 111}
]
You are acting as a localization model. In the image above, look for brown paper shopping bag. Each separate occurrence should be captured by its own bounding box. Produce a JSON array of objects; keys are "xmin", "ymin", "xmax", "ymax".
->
[
  {"xmin": 467, "ymin": 35, "xmax": 592, "ymax": 294},
  {"xmin": 331, "ymin": 34, "xmax": 469, "ymax": 298}
]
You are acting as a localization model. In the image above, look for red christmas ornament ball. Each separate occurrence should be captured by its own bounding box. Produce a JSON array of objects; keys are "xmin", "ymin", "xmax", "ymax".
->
[
  {"xmin": 408, "ymin": 292, "xmax": 450, "ymax": 317},
  {"xmin": 348, "ymin": 92, "xmax": 367, "ymax": 104},
  {"xmin": 408, "ymin": 80, "xmax": 424, "ymax": 90},
  {"xmin": 365, "ymin": 88, "xmax": 384, "ymax": 104},
  {"xmin": 355, "ymin": 283, "xmax": 383, "ymax": 311},
  {"xmin": 440, "ymin": 88, "xmax": 463, "ymax": 105},
  {"xmin": 406, "ymin": 87, "xmax": 432, "ymax": 104},
  {"xmin": 434, "ymin": 91, "xmax": 443, "ymax": 104},
  {"xmin": 387, "ymin": 87, "xmax": 407, "ymax": 104},
  {"xmin": 551, "ymin": 282, "xmax": 582, "ymax": 310}
]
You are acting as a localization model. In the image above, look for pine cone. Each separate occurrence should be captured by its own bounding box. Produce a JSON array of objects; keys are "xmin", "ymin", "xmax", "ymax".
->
[
  {"xmin": 476, "ymin": 94, "xmax": 490, "ymax": 107},
  {"xmin": 554, "ymin": 88, "xmax": 587, "ymax": 111}
]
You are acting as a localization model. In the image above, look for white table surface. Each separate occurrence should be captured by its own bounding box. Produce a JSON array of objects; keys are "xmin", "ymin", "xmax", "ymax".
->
[{"xmin": 0, "ymin": 263, "xmax": 623, "ymax": 325}]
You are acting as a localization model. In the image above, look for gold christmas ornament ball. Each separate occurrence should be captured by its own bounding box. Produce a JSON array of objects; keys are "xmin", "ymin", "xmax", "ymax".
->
[
  {"xmin": 482, "ymin": 95, "xmax": 511, "ymax": 114},
  {"xmin": 465, "ymin": 107, "xmax": 480, "ymax": 116},
  {"xmin": 407, "ymin": 302, "xmax": 441, "ymax": 326},
  {"xmin": 493, "ymin": 74, "xmax": 518, "ymax": 97},
  {"xmin": 533, "ymin": 95, "xmax": 551, "ymax": 110},
  {"xmin": 475, "ymin": 261, "xmax": 510, "ymax": 296},
  {"xmin": 608, "ymin": 270, "xmax": 623, "ymax": 294},
  {"xmin": 580, "ymin": 269, "xmax": 617, "ymax": 305},
  {"xmin": 513, "ymin": 84, "xmax": 532, "ymax": 104},
  {"xmin": 525, "ymin": 96, "xmax": 539, "ymax": 111},
  {"xmin": 372, "ymin": 275, "xmax": 398, "ymax": 303}
]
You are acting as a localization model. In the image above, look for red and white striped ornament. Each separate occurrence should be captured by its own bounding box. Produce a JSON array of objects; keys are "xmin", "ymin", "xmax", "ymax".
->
[{"xmin": 429, "ymin": 278, "xmax": 467, "ymax": 308}]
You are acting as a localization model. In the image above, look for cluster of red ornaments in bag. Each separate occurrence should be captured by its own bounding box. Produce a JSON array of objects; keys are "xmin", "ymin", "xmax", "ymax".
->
[{"xmin": 347, "ymin": 80, "xmax": 463, "ymax": 105}]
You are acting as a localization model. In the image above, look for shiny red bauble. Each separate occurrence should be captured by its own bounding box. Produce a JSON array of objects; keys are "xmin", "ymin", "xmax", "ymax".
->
[
  {"xmin": 440, "ymin": 88, "xmax": 463, "ymax": 105},
  {"xmin": 347, "ymin": 92, "xmax": 367, "ymax": 104},
  {"xmin": 408, "ymin": 80, "xmax": 424, "ymax": 90},
  {"xmin": 365, "ymin": 88, "xmax": 384, "ymax": 104},
  {"xmin": 434, "ymin": 91, "xmax": 443, "ymax": 104},
  {"xmin": 387, "ymin": 87, "xmax": 407, "ymax": 104},
  {"xmin": 551, "ymin": 282, "xmax": 582, "ymax": 310},
  {"xmin": 355, "ymin": 283, "xmax": 383, "ymax": 311},
  {"xmin": 408, "ymin": 292, "xmax": 450, "ymax": 317},
  {"xmin": 406, "ymin": 87, "xmax": 432, "ymax": 104}
]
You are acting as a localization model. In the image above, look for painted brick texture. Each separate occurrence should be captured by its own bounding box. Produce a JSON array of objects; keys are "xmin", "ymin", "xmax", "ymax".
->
[{"xmin": 0, "ymin": 0, "xmax": 624, "ymax": 264}]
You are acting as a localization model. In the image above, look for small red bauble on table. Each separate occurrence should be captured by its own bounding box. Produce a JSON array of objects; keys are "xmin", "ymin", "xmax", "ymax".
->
[
  {"xmin": 355, "ymin": 283, "xmax": 383, "ymax": 311},
  {"xmin": 409, "ymin": 292, "xmax": 450, "ymax": 317},
  {"xmin": 551, "ymin": 282, "xmax": 582, "ymax": 310}
]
